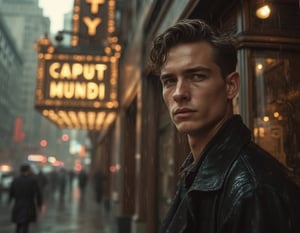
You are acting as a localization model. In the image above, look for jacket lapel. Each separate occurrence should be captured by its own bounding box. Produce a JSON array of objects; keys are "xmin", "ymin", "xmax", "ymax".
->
[
  {"xmin": 190, "ymin": 115, "xmax": 251, "ymax": 192},
  {"xmin": 162, "ymin": 192, "xmax": 189, "ymax": 233}
]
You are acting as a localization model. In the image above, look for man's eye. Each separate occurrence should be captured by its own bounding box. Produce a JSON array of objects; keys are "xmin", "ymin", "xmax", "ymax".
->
[
  {"xmin": 161, "ymin": 78, "xmax": 176, "ymax": 86},
  {"xmin": 192, "ymin": 74, "xmax": 206, "ymax": 80}
]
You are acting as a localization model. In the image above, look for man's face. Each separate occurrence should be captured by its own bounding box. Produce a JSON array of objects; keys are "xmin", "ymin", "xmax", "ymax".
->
[{"xmin": 160, "ymin": 41, "xmax": 237, "ymax": 135}]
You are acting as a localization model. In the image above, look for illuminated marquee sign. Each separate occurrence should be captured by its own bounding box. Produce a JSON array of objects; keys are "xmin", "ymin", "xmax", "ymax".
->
[
  {"xmin": 36, "ymin": 53, "xmax": 119, "ymax": 109},
  {"xmin": 34, "ymin": 0, "xmax": 121, "ymax": 130},
  {"xmin": 35, "ymin": 51, "xmax": 120, "ymax": 130},
  {"xmin": 48, "ymin": 62, "xmax": 107, "ymax": 101}
]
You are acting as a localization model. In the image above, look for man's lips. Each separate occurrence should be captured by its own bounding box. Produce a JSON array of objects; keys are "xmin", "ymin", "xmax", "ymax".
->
[{"xmin": 173, "ymin": 108, "xmax": 195, "ymax": 118}]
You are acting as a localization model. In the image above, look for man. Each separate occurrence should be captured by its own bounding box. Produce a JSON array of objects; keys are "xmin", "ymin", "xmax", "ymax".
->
[
  {"xmin": 93, "ymin": 169, "xmax": 106, "ymax": 204},
  {"xmin": 149, "ymin": 19, "xmax": 300, "ymax": 233},
  {"xmin": 9, "ymin": 164, "xmax": 43, "ymax": 233},
  {"xmin": 78, "ymin": 168, "xmax": 88, "ymax": 200}
]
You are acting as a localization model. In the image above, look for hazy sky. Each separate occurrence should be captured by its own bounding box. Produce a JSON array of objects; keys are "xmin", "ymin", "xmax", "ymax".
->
[{"xmin": 38, "ymin": 0, "xmax": 74, "ymax": 33}]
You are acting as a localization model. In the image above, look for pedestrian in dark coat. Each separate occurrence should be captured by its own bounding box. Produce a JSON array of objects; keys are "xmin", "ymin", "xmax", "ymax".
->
[
  {"xmin": 36, "ymin": 170, "xmax": 48, "ymax": 196},
  {"xmin": 93, "ymin": 170, "xmax": 106, "ymax": 204},
  {"xmin": 78, "ymin": 169, "xmax": 88, "ymax": 198},
  {"xmin": 57, "ymin": 168, "xmax": 67, "ymax": 199},
  {"xmin": 9, "ymin": 164, "xmax": 43, "ymax": 233}
]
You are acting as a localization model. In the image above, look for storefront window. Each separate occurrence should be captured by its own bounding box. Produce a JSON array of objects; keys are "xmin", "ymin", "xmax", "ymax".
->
[
  {"xmin": 158, "ymin": 120, "xmax": 176, "ymax": 223},
  {"xmin": 252, "ymin": 51, "xmax": 300, "ymax": 172}
]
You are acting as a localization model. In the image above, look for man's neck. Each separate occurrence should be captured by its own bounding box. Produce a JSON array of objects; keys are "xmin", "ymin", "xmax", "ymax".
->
[{"xmin": 188, "ymin": 114, "xmax": 233, "ymax": 161}]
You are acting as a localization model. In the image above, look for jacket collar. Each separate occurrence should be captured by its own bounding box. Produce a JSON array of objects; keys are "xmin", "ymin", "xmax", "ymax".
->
[{"xmin": 186, "ymin": 115, "xmax": 251, "ymax": 192}]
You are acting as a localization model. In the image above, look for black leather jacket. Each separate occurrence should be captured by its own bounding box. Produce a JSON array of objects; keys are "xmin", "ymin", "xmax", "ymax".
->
[{"xmin": 161, "ymin": 115, "xmax": 300, "ymax": 233}]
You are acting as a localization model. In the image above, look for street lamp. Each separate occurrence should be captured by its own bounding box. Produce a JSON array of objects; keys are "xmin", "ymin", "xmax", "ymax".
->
[
  {"xmin": 54, "ymin": 30, "xmax": 109, "ymax": 48},
  {"xmin": 55, "ymin": 30, "xmax": 88, "ymax": 42}
]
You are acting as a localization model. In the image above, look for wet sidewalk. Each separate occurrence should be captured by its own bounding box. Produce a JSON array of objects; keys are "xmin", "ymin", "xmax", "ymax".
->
[{"xmin": 0, "ymin": 181, "xmax": 118, "ymax": 233}]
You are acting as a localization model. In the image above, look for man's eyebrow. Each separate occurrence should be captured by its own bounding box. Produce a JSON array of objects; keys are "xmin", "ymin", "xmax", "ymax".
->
[
  {"xmin": 183, "ymin": 66, "xmax": 212, "ymax": 74},
  {"xmin": 160, "ymin": 73, "xmax": 173, "ymax": 80},
  {"xmin": 160, "ymin": 66, "xmax": 211, "ymax": 79}
]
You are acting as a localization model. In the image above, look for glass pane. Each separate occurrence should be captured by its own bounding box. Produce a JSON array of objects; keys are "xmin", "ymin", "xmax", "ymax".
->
[
  {"xmin": 252, "ymin": 51, "xmax": 300, "ymax": 171},
  {"xmin": 158, "ymin": 122, "xmax": 175, "ymax": 223}
]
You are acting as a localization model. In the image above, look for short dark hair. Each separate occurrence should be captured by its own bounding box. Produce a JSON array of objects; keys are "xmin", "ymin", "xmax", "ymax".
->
[
  {"xmin": 149, "ymin": 19, "xmax": 237, "ymax": 78},
  {"xmin": 20, "ymin": 164, "xmax": 31, "ymax": 173}
]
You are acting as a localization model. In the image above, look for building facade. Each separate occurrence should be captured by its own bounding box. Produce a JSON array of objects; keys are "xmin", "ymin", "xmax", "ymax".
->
[
  {"xmin": 91, "ymin": 1, "xmax": 300, "ymax": 233},
  {"xmin": 0, "ymin": 13, "xmax": 23, "ymax": 166},
  {"xmin": 0, "ymin": 0, "xmax": 55, "ymax": 155},
  {"xmin": 0, "ymin": 0, "xmax": 84, "ymax": 167}
]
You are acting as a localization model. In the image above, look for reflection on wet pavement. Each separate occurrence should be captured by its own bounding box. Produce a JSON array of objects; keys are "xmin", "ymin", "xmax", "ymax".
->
[{"xmin": 0, "ymin": 182, "xmax": 117, "ymax": 233}]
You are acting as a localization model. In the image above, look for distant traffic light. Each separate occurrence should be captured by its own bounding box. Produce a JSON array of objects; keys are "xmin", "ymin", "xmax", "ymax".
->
[
  {"xmin": 61, "ymin": 134, "xmax": 69, "ymax": 142},
  {"xmin": 40, "ymin": 139, "xmax": 47, "ymax": 147}
]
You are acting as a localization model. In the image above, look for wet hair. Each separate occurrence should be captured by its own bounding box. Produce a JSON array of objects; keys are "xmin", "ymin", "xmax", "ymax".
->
[{"xmin": 149, "ymin": 19, "xmax": 237, "ymax": 78}]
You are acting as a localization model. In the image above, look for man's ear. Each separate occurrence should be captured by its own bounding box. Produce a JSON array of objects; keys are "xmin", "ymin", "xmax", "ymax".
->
[{"xmin": 225, "ymin": 71, "xmax": 240, "ymax": 99}]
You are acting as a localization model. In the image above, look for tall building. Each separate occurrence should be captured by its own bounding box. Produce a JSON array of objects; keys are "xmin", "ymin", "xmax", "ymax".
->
[
  {"xmin": 0, "ymin": 13, "xmax": 23, "ymax": 165},
  {"xmin": 0, "ymin": 0, "xmax": 57, "ymax": 154}
]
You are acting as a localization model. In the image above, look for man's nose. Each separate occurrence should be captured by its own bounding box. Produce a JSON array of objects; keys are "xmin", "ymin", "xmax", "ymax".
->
[{"xmin": 173, "ymin": 80, "xmax": 190, "ymax": 101}]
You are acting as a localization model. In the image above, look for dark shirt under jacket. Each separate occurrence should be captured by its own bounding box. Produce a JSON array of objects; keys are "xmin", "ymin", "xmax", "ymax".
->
[
  {"xmin": 161, "ymin": 115, "xmax": 300, "ymax": 233},
  {"xmin": 9, "ymin": 174, "xmax": 43, "ymax": 224}
]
